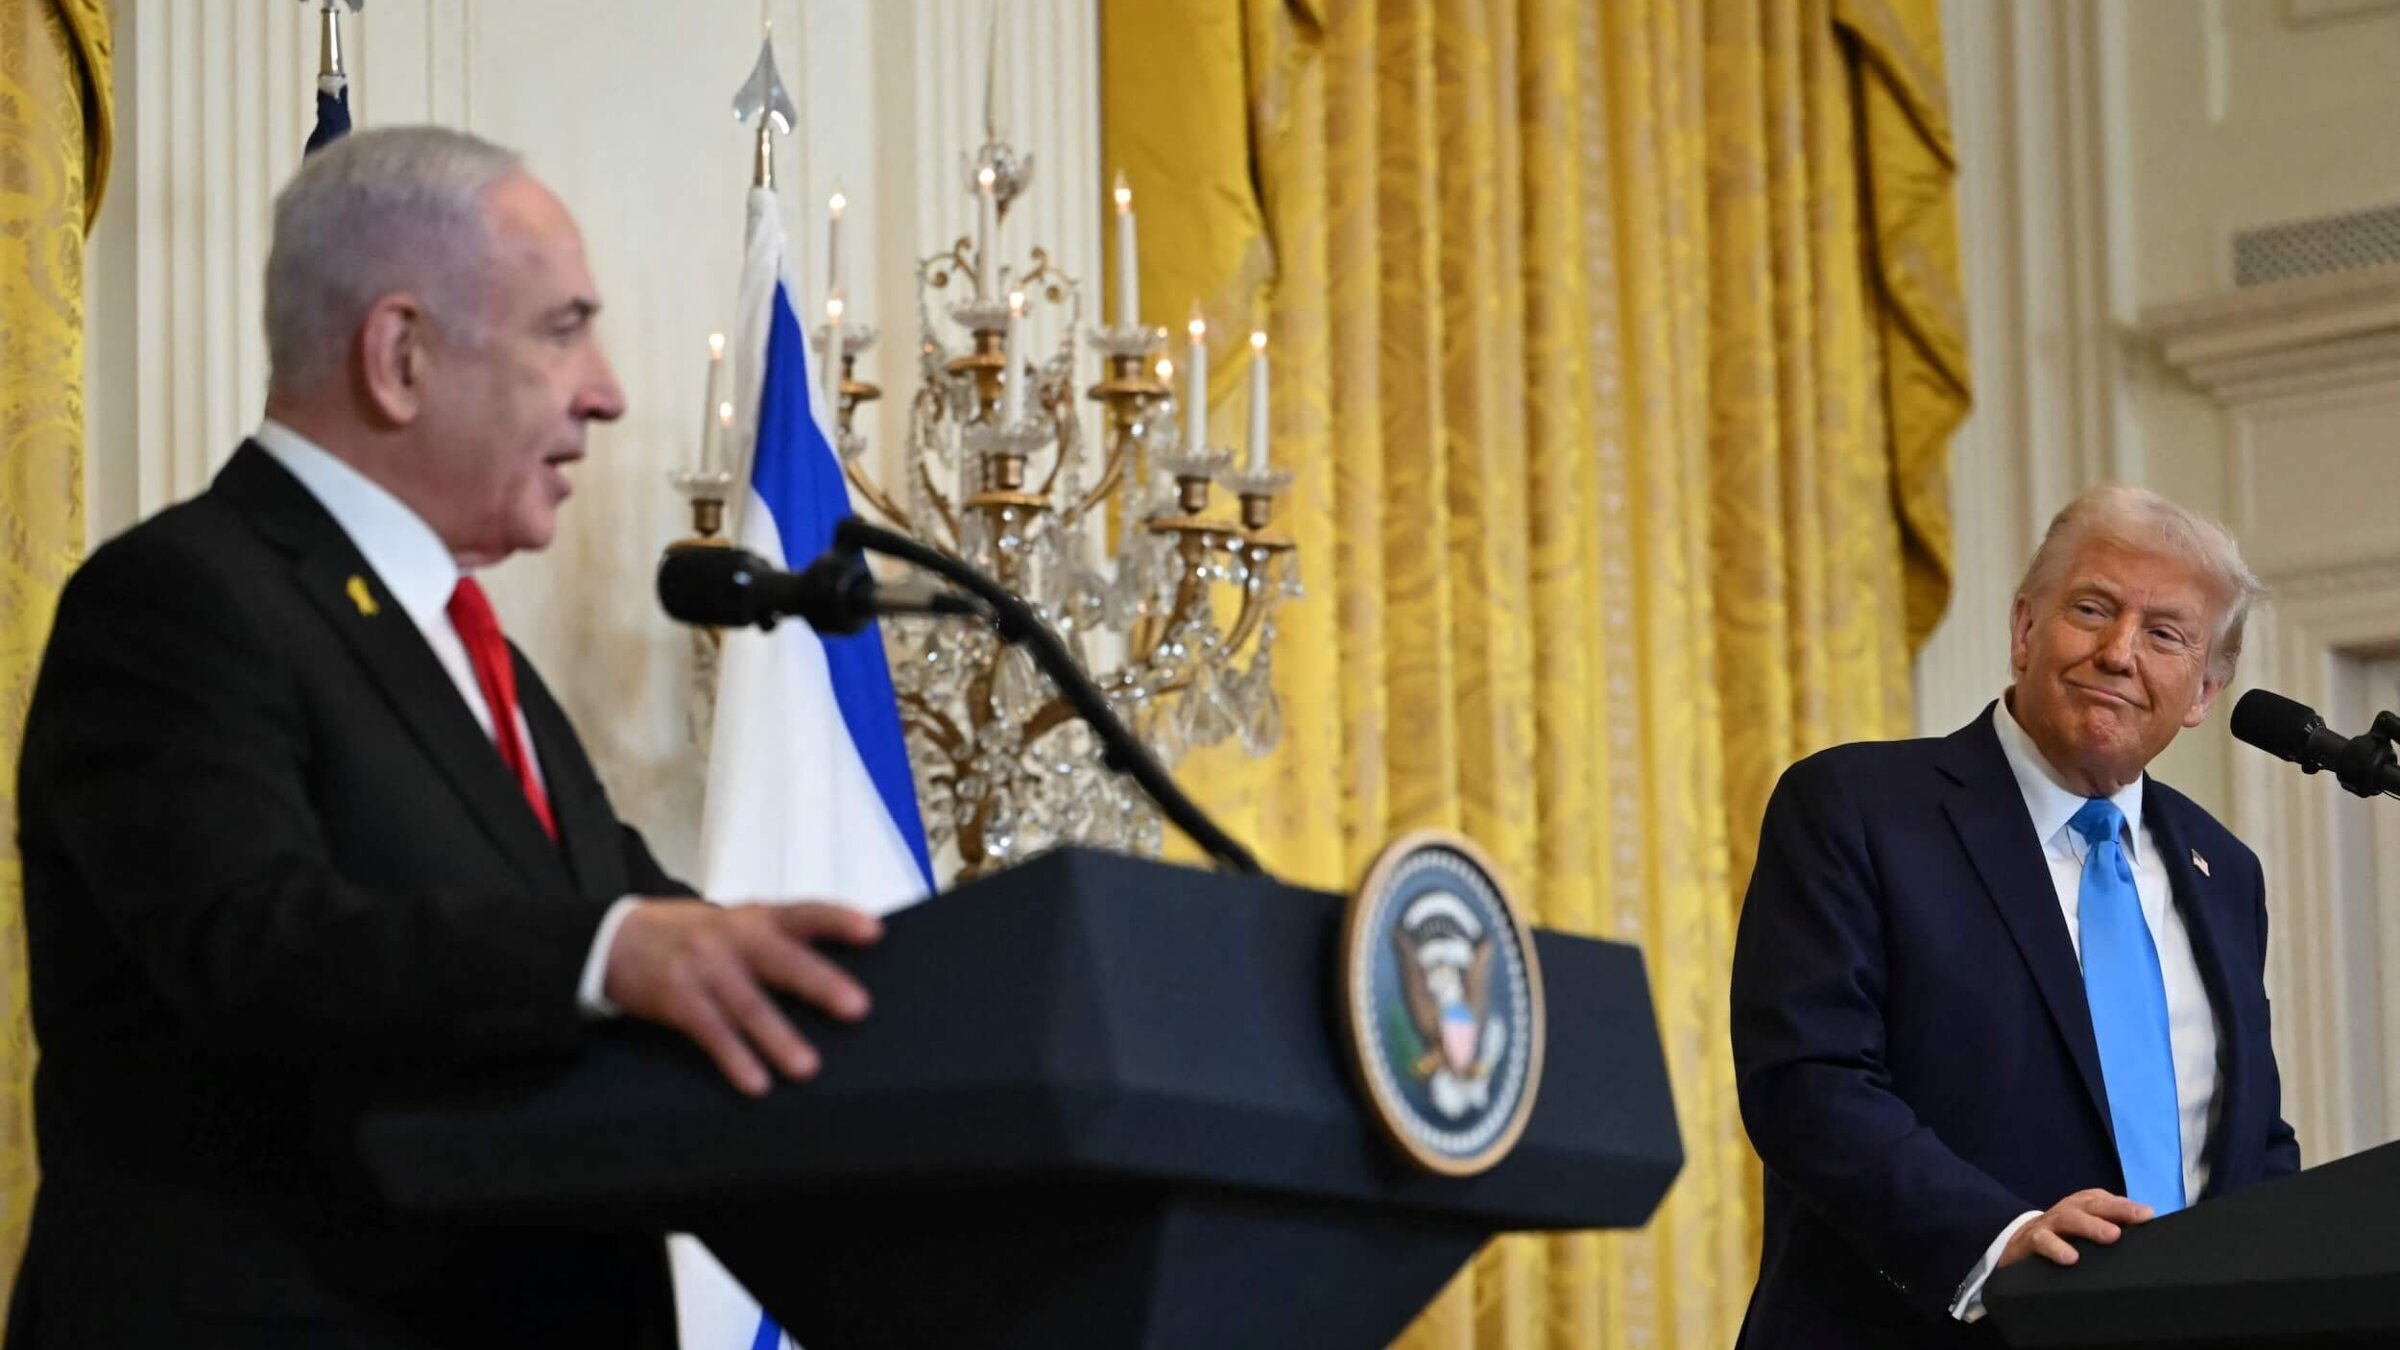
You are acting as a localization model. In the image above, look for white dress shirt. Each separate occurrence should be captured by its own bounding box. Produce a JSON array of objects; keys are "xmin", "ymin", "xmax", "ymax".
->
[
  {"xmin": 1952, "ymin": 696, "xmax": 2223, "ymax": 1319},
  {"xmin": 253, "ymin": 421, "xmax": 635, "ymax": 1015}
]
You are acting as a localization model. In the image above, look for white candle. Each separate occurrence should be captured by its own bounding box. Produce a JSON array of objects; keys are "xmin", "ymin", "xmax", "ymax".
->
[
  {"xmin": 1002, "ymin": 288, "xmax": 1027, "ymax": 425},
  {"xmin": 1247, "ymin": 330, "xmax": 1270, "ymax": 473},
  {"xmin": 1185, "ymin": 310, "xmax": 1208, "ymax": 451},
  {"xmin": 982, "ymin": 3, "xmax": 1008, "ymax": 144},
  {"xmin": 824, "ymin": 292, "xmax": 847, "ymax": 422},
  {"xmin": 1113, "ymin": 171, "xmax": 1139, "ymax": 330},
  {"xmin": 975, "ymin": 166, "xmax": 998, "ymax": 300},
  {"xmin": 826, "ymin": 189, "xmax": 847, "ymax": 298},
  {"xmin": 699, "ymin": 331, "xmax": 727, "ymax": 471},
  {"xmin": 717, "ymin": 399, "xmax": 736, "ymax": 472}
]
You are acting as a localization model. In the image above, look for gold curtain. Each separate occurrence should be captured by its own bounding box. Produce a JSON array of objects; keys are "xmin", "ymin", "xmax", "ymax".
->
[
  {"xmin": 1104, "ymin": 0, "xmax": 1967, "ymax": 1346},
  {"xmin": 0, "ymin": 0, "xmax": 112, "ymax": 1318}
]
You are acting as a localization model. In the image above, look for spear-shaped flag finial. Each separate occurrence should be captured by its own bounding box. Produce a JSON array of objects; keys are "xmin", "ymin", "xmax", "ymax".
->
[{"xmin": 731, "ymin": 20, "xmax": 798, "ymax": 190}]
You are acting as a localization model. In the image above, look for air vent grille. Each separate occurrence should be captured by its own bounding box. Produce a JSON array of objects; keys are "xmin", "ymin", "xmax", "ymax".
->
[{"xmin": 2232, "ymin": 202, "xmax": 2400, "ymax": 287}]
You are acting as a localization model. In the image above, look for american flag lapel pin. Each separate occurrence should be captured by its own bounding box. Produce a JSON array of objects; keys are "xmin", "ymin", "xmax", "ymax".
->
[{"xmin": 2191, "ymin": 848, "xmax": 2211, "ymax": 877}]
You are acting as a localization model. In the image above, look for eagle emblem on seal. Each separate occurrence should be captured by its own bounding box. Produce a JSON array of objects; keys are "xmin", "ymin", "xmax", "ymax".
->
[{"xmin": 1391, "ymin": 889, "xmax": 1506, "ymax": 1119}]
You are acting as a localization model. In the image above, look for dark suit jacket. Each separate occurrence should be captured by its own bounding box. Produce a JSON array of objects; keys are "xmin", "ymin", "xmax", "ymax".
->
[
  {"xmin": 10, "ymin": 444, "xmax": 692, "ymax": 1348},
  {"xmin": 1730, "ymin": 707, "xmax": 2300, "ymax": 1350}
]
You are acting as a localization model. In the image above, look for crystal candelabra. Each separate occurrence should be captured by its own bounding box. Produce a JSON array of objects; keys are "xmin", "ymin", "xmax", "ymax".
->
[{"xmin": 674, "ymin": 129, "xmax": 1302, "ymax": 881}]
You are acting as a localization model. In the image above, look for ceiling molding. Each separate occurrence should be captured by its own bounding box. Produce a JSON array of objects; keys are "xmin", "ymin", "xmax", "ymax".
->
[
  {"xmin": 2141, "ymin": 263, "xmax": 2400, "ymax": 406},
  {"xmin": 2286, "ymin": 0, "xmax": 2400, "ymax": 26}
]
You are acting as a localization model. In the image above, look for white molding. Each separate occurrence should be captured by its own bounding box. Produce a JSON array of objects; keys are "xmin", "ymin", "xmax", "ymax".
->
[
  {"xmin": 2214, "ymin": 316, "xmax": 2400, "ymax": 1159},
  {"xmin": 2286, "ymin": 0, "xmax": 2400, "ymax": 25},
  {"xmin": 91, "ymin": 1, "xmax": 319, "ymax": 529},
  {"xmin": 2143, "ymin": 264, "xmax": 2400, "ymax": 406},
  {"xmin": 2231, "ymin": 572, "xmax": 2400, "ymax": 1163}
]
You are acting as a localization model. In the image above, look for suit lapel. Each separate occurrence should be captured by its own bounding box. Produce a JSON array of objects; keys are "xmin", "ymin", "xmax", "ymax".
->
[
  {"xmin": 1938, "ymin": 712, "xmax": 2116, "ymax": 1139},
  {"xmin": 516, "ymin": 657, "xmax": 613, "ymax": 897},
  {"xmin": 2142, "ymin": 793, "xmax": 2249, "ymax": 1196},
  {"xmin": 216, "ymin": 444, "xmax": 570, "ymax": 895}
]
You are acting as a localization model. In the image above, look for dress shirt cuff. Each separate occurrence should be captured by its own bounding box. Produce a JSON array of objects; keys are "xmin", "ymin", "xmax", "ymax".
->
[
  {"xmin": 1951, "ymin": 1211, "xmax": 2043, "ymax": 1322},
  {"xmin": 577, "ymin": 896, "xmax": 644, "ymax": 1019}
]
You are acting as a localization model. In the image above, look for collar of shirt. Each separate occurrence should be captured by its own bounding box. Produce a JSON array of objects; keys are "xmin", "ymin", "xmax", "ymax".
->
[
  {"xmin": 1993, "ymin": 695, "xmax": 2146, "ymax": 867},
  {"xmin": 254, "ymin": 420, "xmax": 465, "ymax": 630}
]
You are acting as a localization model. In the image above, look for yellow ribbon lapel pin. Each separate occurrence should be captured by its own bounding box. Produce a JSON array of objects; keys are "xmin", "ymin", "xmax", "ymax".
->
[{"xmin": 346, "ymin": 575, "xmax": 381, "ymax": 618}]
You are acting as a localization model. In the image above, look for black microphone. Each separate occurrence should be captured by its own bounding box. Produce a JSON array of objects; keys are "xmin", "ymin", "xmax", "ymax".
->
[
  {"xmin": 2231, "ymin": 689, "xmax": 2400, "ymax": 800},
  {"xmin": 655, "ymin": 543, "xmax": 985, "ymax": 636}
]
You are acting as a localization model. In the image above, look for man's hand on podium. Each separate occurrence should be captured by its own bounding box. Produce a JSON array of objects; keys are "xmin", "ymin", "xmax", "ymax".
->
[
  {"xmin": 2000, "ymin": 1189, "xmax": 2155, "ymax": 1269},
  {"xmin": 604, "ymin": 900, "xmax": 883, "ymax": 1097}
]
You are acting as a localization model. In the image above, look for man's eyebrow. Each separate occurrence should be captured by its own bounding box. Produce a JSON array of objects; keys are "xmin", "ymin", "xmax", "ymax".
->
[{"xmin": 548, "ymin": 297, "xmax": 602, "ymax": 323}]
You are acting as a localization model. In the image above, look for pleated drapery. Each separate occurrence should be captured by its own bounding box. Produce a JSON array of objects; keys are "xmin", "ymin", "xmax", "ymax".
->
[
  {"xmin": 0, "ymin": 0, "xmax": 113, "ymax": 1320},
  {"xmin": 1103, "ymin": 0, "xmax": 1968, "ymax": 1344}
]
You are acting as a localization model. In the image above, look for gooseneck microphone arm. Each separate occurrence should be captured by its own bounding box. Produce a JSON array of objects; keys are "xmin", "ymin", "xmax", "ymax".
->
[{"xmin": 831, "ymin": 517, "xmax": 1267, "ymax": 877}]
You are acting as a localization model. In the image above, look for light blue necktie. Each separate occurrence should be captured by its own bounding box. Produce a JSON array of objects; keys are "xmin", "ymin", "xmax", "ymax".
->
[{"xmin": 2070, "ymin": 798, "xmax": 2185, "ymax": 1215}]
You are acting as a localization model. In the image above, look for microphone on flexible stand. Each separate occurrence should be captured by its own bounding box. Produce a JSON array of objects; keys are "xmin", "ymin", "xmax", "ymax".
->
[
  {"xmin": 656, "ymin": 543, "xmax": 988, "ymax": 635},
  {"xmin": 2229, "ymin": 689, "xmax": 2400, "ymax": 801}
]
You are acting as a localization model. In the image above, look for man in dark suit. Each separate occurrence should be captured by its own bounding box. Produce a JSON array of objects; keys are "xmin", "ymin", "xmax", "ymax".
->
[
  {"xmin": 10, "ymin": 127, "xmax": 878, "ymax": 1347},
  {"xmin": 1732, "ymin": 483, "xmax": 2302, "ymax": 1349}
]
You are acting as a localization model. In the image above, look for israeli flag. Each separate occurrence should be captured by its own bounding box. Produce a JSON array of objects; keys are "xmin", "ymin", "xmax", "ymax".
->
[{"xmin": 670, "ymin": 187, "xmax": 934, "ymax": 1350}]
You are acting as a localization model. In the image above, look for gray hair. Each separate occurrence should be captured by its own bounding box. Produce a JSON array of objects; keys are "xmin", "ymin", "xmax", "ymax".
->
[
  {"xmin": 2015, "ymin": 482, "xmax": 2265, "ymax": 684},
  {"xmin": 264, "ymin": 126, "xmax": 525, "ymax": 395}
]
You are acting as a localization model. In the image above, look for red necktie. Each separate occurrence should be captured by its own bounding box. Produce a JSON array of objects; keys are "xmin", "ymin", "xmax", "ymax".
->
[{"xmin": 445, "ymin": 577, "xmax": 557, "ymax": 841}]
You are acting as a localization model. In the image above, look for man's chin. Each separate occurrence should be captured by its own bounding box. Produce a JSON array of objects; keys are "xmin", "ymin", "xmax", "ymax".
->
[{"xmin": 2063, "ymin": 720, "xmax": 2160, "ymax": 787}]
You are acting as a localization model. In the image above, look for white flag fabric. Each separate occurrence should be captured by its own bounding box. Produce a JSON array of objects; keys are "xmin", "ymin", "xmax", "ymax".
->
[{"xmin": 670, "ymin": 186, "xmax": 935, "ymax": 1350}]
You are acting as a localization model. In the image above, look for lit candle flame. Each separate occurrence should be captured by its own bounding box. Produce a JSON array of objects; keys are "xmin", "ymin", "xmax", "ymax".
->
[
  {"xmin": 1114, "ymin": 170, "xmax": 1133, "ymax": 213},
  {"xmin": 718, "ymin": 400, "xmax": 735, "ymax": 427},
  {"xmin": 978, "ymin": 165, "xmax": 997, "ymax": 191},
  {"xmin": 829, "ymin": 189, "xmax": 847, "ymax": 219},
  {"xmin": 708, "ymin": 331, "xmax": 726, "ymax": 360},
  {"xmin": 1009, "ymin": 290, "xmax": 1027, "ymax": 315},
  {"xmin": 827, "ymin": 295, "xmax": 846, "ymax": 323},
  {"xmin": 1156, "ymin": 357, "xmax": 1175, "ymax": 382},
  {"xmin": 1188, "ymin": 308, "xmax": 1206, "ymax": 341},
  {"xmin": 1250, "ymin": 330, "xmax": 1268, "ymax": 353}
]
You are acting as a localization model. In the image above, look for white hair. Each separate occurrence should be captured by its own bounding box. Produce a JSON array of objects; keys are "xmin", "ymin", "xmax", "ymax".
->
[
  {"xmin": 264, "ymin": 125, "xmax": 525, "ymax": 395},
  {"xmin": 2014, "ymin": 482, "xmax": 2265, "ymax": 684}
]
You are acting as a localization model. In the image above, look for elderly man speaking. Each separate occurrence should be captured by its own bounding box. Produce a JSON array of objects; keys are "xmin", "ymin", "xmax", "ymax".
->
[
  {"xmin": 11, "ymin": 128, "xmax": 881, "ymax": 1347},
  {"xmin": 1731, "ymin": 484, "xmax": 2301, "ymax": 1349}
]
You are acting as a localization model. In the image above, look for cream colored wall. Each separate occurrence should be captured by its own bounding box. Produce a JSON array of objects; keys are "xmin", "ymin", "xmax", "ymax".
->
[
  {"xmin": 1926, "ymin": 0, "xmax": 2400, "ymax": 809},
  {"xmin": 1932, "ymin": 0, "xmax": 2400, "ymax": 1164},
  {"xmin": 82, "ymin": 0, "xmax": 1102, "ymax": 881}
]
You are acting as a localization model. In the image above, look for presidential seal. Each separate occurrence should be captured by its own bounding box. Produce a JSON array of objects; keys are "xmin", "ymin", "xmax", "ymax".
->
[{"xmin": 1340, "ymin": 831, "xmax": 1546, "ymax": 1176}]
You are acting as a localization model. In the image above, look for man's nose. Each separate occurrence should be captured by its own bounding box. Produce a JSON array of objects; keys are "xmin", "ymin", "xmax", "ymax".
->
[
  {"xmin": 2094, "ymin": 615, "xmax": 2138, "ymax": 672},
  {"xmin": 577, "ymin": 347, "xmax": 627, "ymax": 423}
]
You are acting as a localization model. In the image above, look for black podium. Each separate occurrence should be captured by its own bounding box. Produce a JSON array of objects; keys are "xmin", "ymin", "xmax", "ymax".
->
[
  {"xmin": 357, "ymin": 848, "xmax": 1683, "ymax": 1350},
  {"xmin": 1987, "ymin": 1139, "xmax": 2400, "ymax": 1349}
]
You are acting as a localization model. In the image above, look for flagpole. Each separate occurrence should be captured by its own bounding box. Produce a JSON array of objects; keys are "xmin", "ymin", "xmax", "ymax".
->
[
  {"xmin": 301, "ymin": 0, "xmax": 363, "ymax": 156},
  {"xmin": 317, "ymin": 0, "xmax": 346, "ymax": 84}
]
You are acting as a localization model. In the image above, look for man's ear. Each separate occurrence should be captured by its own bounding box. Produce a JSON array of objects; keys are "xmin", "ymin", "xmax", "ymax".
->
[
  {"xmin": 357, "ymin": 294, "xmax": 428, "ymax": 427},
  {"xmin": 2008, "ymin": 594, "xmax": 2035, "ymax": 679},
  {"xmin": 2184, "ymin": 668, "xmax": 2229, "ymax": 729}
]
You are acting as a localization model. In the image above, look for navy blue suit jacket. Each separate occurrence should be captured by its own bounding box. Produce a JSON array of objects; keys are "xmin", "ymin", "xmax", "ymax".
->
[{"xmin": 1730, "ymin": 708, "xmax": 2300, "ymax": 1349}]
